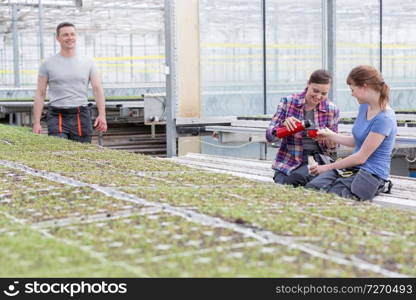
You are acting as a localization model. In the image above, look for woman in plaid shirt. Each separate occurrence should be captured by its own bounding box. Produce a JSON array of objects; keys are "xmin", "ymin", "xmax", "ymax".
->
[{"xmin": 265, "ymin": 69, "xmax": 340, "ymax": 187}]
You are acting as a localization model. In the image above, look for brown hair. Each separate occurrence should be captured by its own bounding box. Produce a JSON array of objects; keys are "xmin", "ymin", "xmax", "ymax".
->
[
  {"xmin": 308, "ymin": 69, "xmax": 332, "ymax": 85},
  {"xmin": 346, "ymin": 65, "xmax": 390, "ymax": 110},
  {"xmin": 56, "ymin": 22, "xmax": 75, "ymax": 36}
]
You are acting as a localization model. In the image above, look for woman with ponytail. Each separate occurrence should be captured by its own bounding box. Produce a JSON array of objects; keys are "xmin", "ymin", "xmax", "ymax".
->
[{"xmin": 306, "ymin": 65, "xmax": 397, "ymax": 200}]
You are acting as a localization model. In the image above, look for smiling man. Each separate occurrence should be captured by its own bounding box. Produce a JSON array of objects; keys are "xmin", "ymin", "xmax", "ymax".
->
[
  {"xmin": 33, "ymin": 22, "xmax": 107, "ymax": 143},
  {"xmin": 265, "ymin": 69, "xmax": 340, "ymax": 187}
]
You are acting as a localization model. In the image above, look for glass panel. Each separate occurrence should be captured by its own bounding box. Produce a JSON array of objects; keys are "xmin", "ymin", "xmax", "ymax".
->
[
  {"xmin": 336, "ymin": 0, "xmax": 380, "ymax": 112},
  {"xmin": 266, "ymin": 0, "xmax": 323, "ymax": 115},
  {"xmin": 200, "ymin": 0, "xmax": 263, "ymax": 117},
  {"xmin": 382, "ymin": 0, "xmax": 416, "ymax": 110},
  {"xmin": 0, "ymin": 2, "xmax": 165, "ymax": 87}
]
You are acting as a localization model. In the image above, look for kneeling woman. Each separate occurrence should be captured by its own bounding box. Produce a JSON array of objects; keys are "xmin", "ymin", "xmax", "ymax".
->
[
  {"xmin": 306, "ymin": 65, "xmax": 397, "ymax": 200},
  {"xmin": 266, "ymin": 69, "xmax": 340, "ymax": 187}
]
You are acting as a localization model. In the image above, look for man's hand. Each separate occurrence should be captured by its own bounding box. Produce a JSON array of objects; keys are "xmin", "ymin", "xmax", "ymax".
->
[
  {"xmin": 94, "ymin": 115, "xmax": 107, "ymax": 133},
  {"xmin": 33, "ymin": 76, "xmax": 48, "ymax": 135},
  {"xmin": 32, "ymin": 123, "xmax": 42, "ymax": 134}
]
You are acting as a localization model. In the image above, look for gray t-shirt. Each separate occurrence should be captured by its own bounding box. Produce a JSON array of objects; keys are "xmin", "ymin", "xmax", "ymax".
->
[
  {"xmin": 302, "ymin": 109, "xmax": 320, "ymax": 152},
  {"xmin": 38, "ymin": 54, "xmax": 98, "ymax": 108}
]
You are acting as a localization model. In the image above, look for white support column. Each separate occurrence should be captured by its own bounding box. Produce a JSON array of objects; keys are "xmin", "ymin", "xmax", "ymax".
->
[
  {"xmin": 38, "ymin": 0, "xmax": 45, "ymax": 61},
  {"xmin": 165, "ymin": 0, "xmax": 202, "ymax": 157},
  {"xmin": 165, "ymin": 0, "xmax": 178, "ymax": 157},
  {"xmin": 322, "ymin": 0, "xmax": 336, "ymax": 101},
  {"xmin": 176, "ymin": 0, "xmax": 201, "ymax": 118},
  {"xmin": 12, "ymin": 4, "xmax": 21, "ymax": 87}
]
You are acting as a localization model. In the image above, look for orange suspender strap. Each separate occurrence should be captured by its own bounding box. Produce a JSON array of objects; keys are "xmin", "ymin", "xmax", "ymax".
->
[
  {"xmin": 77, "ymin": 107, "xmax": 83, "ymax": 137},
  {"xmin": 58, "ymin": 113, "xmax": 63, "ymax": 134}
]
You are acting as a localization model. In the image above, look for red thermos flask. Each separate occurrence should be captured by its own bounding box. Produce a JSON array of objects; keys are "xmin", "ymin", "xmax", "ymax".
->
[{"xmin": 273, "ymin": 120, "xmax": 311, "ymax": 138}]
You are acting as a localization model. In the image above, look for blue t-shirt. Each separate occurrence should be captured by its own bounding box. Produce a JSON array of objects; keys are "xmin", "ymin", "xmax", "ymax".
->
[{"xmin": 352, "ymin": 104, "xmax": 397, "ymax": 180}]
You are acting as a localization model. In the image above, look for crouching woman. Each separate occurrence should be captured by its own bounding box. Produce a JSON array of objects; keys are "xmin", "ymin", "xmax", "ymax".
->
[{"xmin": 306, "ymin": 65, "xmax": 397, "ymax": 200}]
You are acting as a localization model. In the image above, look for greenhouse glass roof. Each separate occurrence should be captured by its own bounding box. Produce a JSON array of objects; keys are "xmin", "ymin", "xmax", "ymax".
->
[{"xmin": 0, "ymin": 0, "xmax": 164, "ymax": 35}]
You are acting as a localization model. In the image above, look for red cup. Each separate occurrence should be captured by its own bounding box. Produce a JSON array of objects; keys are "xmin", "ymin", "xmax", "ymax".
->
[{"xmin": 307, "ymin": 129, "xmax": 318, "ymax": 138}]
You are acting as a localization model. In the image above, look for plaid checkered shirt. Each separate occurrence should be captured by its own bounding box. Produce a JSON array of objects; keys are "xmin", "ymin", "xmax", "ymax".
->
[{"xmin": 265, "ymin": 89, "xmax": 340, "ymax": 175}]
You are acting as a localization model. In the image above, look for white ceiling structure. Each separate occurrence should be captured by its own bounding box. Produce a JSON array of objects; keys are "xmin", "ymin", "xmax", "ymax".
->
[{"xmin": 0, "ymin": 0, "xmax": 164, "ymax": 37}]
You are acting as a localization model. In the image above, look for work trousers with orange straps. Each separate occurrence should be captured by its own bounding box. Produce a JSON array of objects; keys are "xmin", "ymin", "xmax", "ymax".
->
[{"xmin": 47, "ymin": 106, "xmax": 93, "ymax": 143}]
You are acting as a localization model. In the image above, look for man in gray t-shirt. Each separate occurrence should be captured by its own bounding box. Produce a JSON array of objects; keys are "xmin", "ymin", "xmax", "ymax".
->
[{"xmin": 33, "ymin": 22, "xmax": 107, "ymax": 143}]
